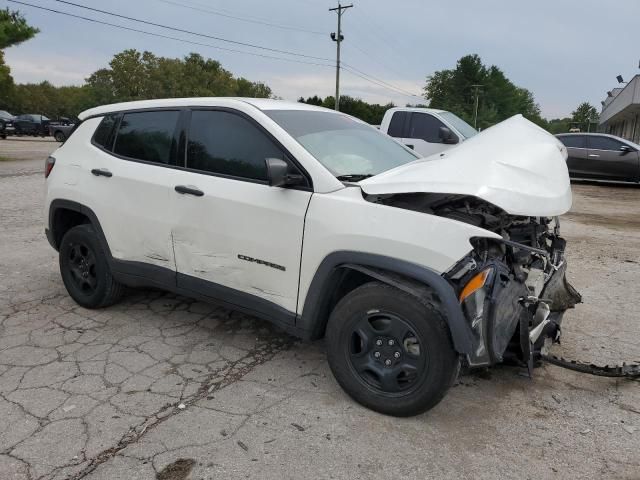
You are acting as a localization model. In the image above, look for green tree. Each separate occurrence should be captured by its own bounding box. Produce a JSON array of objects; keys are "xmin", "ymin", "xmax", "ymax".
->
[
  {"xmin": 0, "ymin": 8, "xmax": 39, "ymax": 109},
  {"xmin": 298, "ymin": 95, "xmax": 393, "ymax": 125},
  {"xmin": 424, "ymin": 54, "xmax": 543, "ymax": 130},
  {"xmin": 571, "ymin": 102, "xmax": 599, "ymax": 132}
]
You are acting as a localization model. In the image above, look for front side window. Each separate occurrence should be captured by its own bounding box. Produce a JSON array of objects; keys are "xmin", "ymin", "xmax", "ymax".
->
[
  {"xmin": 186, "ymin": 110, "xmax": 282, "ymax": 181},
  {"xmin": 113, "ymin": 110, "xmax": 180, "ymax": 164},
  {"xmin": 265, "ymin": 110, "xmax": 418, "ymax": 178},
  {"xmin": 558, "ymin": 135, "xmax": 586, "ymax": 149},
  {"xmin": 439, "ymin": 111, "xmax": 478, "ymax": 139},
  {"xmin": 408, "ymin": 113, "xmax": 447, "ymax": 143},
  {"xmin": 588, "ymin": 136, "xmax": 625, "ymax": 151}
]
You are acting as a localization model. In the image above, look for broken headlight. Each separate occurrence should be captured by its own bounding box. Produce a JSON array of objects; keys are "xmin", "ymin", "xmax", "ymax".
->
[{"xmin": 459, "ymin": 267, "xmax": 494, "ymax": 366}]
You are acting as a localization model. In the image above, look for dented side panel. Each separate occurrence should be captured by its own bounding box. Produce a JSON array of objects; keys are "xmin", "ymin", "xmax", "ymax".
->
[
  {"xmin": 165, "ymin": 167, "xmax": 312, "ymax": 314},
  {"xmin": 46, "ymin": 117, "xmax": 177, "ymax": 270}
]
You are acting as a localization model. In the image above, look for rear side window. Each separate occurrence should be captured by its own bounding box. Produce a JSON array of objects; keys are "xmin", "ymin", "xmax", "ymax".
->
[
  {"xmin": 558, "ymin": 135, "xmax": 586, "ymax": 149},
  {"xmin": 387, "ymin": 111, "xmax": 408, "ymax": 138},
  {"xmin": 113, "ymin": 110, "xmax": 180, "ymax": 164},
  {"xmin": 186, "ymin": 110, "xmax": 282, "ymax": 181},
  {"xmin": 408, "ymin": 113, "xmax": 447, "ymax": 143},
  {"xmin": 93, "ymin": 114, "xmax": 119, "ymax": 150},
  {"xmin": 587, "ymin": 136, "xmax": 625, "ymax": 151}
]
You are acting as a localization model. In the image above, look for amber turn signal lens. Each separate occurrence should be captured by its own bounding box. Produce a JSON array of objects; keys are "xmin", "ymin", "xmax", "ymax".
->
[{"xmin": 459, "ymin": 269, "xmax": 490, "ymax": 303}]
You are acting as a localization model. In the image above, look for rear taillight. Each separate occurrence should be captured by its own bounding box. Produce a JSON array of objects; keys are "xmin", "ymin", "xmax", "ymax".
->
[{"xmin": 45, "ymin": 156, "xmax": 56, "ymax": 178}]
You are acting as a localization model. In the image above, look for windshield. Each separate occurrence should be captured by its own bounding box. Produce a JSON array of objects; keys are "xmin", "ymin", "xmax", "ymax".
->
[
  {"xmin": 439, "ymin": 111, "xmax": 478, "ymax": 139},
  {"xmin": 265, "ymin": 110, "xmax": 419, "ymax": 178}
]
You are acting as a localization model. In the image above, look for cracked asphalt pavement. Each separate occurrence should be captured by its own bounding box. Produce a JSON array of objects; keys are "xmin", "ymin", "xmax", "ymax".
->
[{"xmin": 0, "ymin": 138, "xmax": 639, "ymax": 479}]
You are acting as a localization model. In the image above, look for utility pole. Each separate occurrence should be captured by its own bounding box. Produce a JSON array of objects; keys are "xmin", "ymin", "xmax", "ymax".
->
[
  {"xmin": 329, "ymin": 3, "xmax": 353, "ymax": 111},
  {"xmin": 471, "ymin": 84, "xmax": 483, "ymax": 130}
]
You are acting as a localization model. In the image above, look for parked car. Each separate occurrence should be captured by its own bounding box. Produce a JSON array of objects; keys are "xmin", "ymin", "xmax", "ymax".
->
[
  {"xmin": 379, "ymin": 107, "xmax": 479, "ymax": 157},
  {"xmin": 14, "ymin": 114, "xmax": 50, "ymax": 136},
  {"xmin": 0, "ymin": 110, "xmax": 16, "ymax": 139},
  {"xmin": 44, "ymin": 99, "xmax": 580, "ymax": 416},
  {"xmin": 556, "ymin": 133, "xmax": 640, "ymax": 183},
  {"xmin": 49, "ymin": 117, "xmax": 77, "ymax": 142}
]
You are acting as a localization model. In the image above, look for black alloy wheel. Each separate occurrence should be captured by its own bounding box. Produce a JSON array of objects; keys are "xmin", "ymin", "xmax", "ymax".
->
[
  {"xmin": 66, "ymin": 241, "xmax": 98, "ymax": 295},
  {"xmin": 326, "ymin": 282, "xmax": 459, "ymax": 417},
  {"xmin": 348, "ymin": 311, "xmax": 425, "ymax": 394}
]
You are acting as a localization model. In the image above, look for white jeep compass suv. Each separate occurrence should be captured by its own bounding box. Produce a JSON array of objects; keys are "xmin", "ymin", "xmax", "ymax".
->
[{"xmin": 45, "ymin": 98, "xmax": 580, "ymax": 416}]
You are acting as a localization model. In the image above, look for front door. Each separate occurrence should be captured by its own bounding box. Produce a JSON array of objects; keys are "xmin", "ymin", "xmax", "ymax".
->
[
  {"xmin": 586, "ymin": 135, "xmax": 640, "ymax": 182},
  {"xmin": 168, "ymin": 109, "xmax": 312, "ymax": 318}
]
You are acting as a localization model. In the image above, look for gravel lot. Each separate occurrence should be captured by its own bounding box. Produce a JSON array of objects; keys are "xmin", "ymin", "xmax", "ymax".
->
[{"xmin": 0, "ymin": 138, "xmax": 638, "ymax": 480}]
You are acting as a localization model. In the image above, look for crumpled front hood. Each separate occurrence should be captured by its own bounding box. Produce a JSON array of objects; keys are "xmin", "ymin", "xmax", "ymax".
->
[{"xmin": 360, "ymin": 115, "xmax": 572, "ymax": 216}]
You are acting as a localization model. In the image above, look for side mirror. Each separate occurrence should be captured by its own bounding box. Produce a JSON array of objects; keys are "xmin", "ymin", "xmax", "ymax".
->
[
  {"xmin": 439, "ymin": 126, "xmax": 458, "ymax": 144},
  {"xmin": 265, "ymin": 158, "xmax": 306, "ymax": 187},
  {"xmin": 620, "ymin": 145, "xmax": 632, "ymax": 155}
]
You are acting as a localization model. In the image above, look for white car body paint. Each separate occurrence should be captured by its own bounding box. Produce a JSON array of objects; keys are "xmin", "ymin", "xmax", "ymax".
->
[
  {"xmin": 47, "ymin": 99, "xmax": 570, "ymax": 319},
  {"xmin": 362, "ymin": 115, "xmax": 572, "ymax": 217},
  {"xmin": 297, "ymin": 187, "xmax": 501, "ymax": 313},
  {"xmin": 379, "ymin": 107, "xmax": 476, "ymax": 158},
  {"xmin": 163, "ymin": 166, "xmax": 311, "ymax": 312}
]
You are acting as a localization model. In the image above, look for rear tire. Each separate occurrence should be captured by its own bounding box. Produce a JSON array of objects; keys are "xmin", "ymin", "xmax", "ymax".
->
[
  {"xmin": 54, "ymin": 131, "xmax": 65, "ymax": 142},
  {"xmin": 326, "ymin": 281, "xmax": 459, "ymax": 417},
  {"xmin": 59, "ymin": 224, "xmax": 125, "ymax": 308}
]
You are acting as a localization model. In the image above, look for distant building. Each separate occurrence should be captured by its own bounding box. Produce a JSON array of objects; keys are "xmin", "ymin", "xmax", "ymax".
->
[{"xmin": 598, "ymin": 75, "xmax": 640, "ymax": 143}]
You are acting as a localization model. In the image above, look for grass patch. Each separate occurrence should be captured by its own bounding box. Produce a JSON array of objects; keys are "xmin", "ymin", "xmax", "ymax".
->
[{"xmin": 0, "ymin": 156, "xmax": 12, "ymax": 162}]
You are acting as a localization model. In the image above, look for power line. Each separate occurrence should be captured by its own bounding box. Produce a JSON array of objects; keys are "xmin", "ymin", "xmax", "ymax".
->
[
  {"xmin": 342, "ymin": 63, "xmax": 422, "ymax": 99},
  {"xmin": 155, "ymin": 0, "xmax": 326, "ymax": 36},
  {"xmin": 8, "ymin": 1, "xmax": 335, "ymax": 68},
  {"xmin": 341, "ymin": 65, "xmax": 422, "ymax": 100},
  {"xmin": 10, "ymin": 0, "xmax": 423, "ymax": 101},
  {"xmin": 52, "ymin": 0, "xmax": 333, "ymax": 62}
]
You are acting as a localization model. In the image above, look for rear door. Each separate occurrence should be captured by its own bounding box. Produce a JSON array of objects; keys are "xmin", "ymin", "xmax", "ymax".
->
[
  {"xmin": 586, "ymin": 135, "xmax": 640, "ymax": 182},
  {"xmin": 85, "ymin": 110, "xmax": 180, "ymax": 276},
  {"xmin": 558, "ymin": 135, "xmax": 589, "ymax": 178},
  {"xmin": 167, "ymin": 108, "xmax": 312, "ymax": 318},
  {"xmin": 404, "ymin": 112, "xmax": 456, "ymax": 157}
]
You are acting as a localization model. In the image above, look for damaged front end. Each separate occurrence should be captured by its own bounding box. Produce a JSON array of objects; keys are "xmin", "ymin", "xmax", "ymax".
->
[{"xmin": 441, "ymin": 198, "xmax": 582, "ymax": 370}]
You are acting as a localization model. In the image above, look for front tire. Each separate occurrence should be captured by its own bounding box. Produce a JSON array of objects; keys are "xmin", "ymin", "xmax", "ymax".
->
[
  {"xmin": 54, "ymin": 131, "xmax": 65, "ymax": 142},
  {"xmin": 326, "ymin": 282, "xmax": 459, "ymax": 417},
  {"xmin": 59, "ymin": 224, "xmax": 124, "ymax": 308}
]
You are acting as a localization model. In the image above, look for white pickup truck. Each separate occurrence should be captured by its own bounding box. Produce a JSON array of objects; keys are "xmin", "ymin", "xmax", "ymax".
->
[{"xmin": 379, "ymin": 107, "xmax": 479, "ymax": 157}]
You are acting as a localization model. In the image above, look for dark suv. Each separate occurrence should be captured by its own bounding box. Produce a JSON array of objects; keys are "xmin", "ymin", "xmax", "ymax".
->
[
  {"xmin": 14, "ymin": 114, "xmax": 50, "ymax": 137},
  {"xmin": 0, "ymin": 110, "xmax": 15, "ymax": 139},
  {"xmin": 556, "ymin": 133, "xmax": 640, "ymax": 183}
]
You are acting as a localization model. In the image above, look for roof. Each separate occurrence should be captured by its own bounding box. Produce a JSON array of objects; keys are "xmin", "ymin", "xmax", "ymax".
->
[
  {"xmin": 386, "ymin": 106, "xmax": 447, "ymax": 115},
  {"xmin": 78, "ymin": 97, "xmax": 331, "ymax": 120}
]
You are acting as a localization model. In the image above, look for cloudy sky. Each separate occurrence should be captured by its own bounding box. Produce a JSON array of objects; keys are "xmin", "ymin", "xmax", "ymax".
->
[{"xmin": 3, "ymin": 0, "xmax": 639, "ymax": 118}]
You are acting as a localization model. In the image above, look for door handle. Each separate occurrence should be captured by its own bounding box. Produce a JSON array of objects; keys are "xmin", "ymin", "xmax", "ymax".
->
[
  {"xmin": 91, "ymin": 168, "xmax": 112, "ymax": 177},
  {"xmin": 175, "ymin": 185, "xmax": 204, "ymax": 197},
  {"xmin": 588, "ymin": 154, "xmax": 600, "ymax": 158}
]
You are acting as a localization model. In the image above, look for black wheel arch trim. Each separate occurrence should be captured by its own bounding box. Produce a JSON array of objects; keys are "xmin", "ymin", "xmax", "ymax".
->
[{"xmin": 297, "ymin": 251, "xmax": 473, "ymax": 355}]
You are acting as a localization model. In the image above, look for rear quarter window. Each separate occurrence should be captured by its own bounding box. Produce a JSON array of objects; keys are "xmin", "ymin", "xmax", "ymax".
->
[
  {"xmin": 387, "ymin": 111, "xmax": 408, "ymax": 138},
  {"xmin": 92, "ymin": 114, "xmax": 120, "ymax": 150}
]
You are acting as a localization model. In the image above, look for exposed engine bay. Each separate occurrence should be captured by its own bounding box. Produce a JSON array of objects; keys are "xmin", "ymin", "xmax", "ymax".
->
[{"xmin": 368, "ymin": 192, "xmax": 583, "ymax": 370}]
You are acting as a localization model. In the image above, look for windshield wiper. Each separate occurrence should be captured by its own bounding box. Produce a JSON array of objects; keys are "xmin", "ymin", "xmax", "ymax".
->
[{"xmin": 336, "ymin": 174, "xmax": 374, "ymax": 182}]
